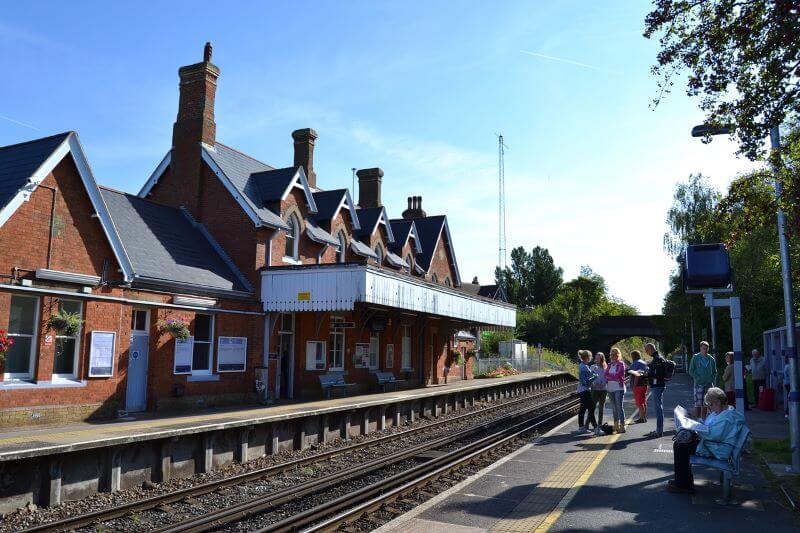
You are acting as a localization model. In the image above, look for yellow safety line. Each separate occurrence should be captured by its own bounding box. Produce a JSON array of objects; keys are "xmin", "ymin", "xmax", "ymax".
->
[{"xmin": 534, "ymin": 406, "xmax": 643, "ymax": 532}]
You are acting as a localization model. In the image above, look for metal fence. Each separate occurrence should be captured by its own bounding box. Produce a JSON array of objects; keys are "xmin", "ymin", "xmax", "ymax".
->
[{"xmin": 474, "ymin": 356, "xmax": 564, "ymax": 375}]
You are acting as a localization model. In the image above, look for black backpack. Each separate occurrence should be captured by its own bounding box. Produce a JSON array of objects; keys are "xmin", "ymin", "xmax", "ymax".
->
[{"xmin": 664, "ymin": 359, "xmax": 676, "ymax": 381}]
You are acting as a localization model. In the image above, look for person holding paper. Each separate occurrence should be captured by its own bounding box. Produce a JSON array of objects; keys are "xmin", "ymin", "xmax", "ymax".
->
[{"xmin": 668, "ymin": 387, "xmax": 745, "ymax": 494}]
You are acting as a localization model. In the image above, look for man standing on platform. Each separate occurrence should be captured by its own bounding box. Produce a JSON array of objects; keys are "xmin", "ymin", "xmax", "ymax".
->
[
  {"xmin": 750, "ymin": 348, "xmax": 768, "ymax": 408},
  {"xmin": 689, "ymin": 341, "xmax": 717, "ymax": 419},
  {"xmin": 630, "ymin": 350, "xmax": 649, "ymax": 423},
  {"xmin": 645, "ymin": 343, "xmax": 666, "ymax": 438}
]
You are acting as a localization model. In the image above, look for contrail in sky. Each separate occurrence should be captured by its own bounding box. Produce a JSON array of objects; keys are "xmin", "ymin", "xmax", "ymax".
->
[
  {"xmin": 520, "ymin": 50, "xmax": 618, "ymax": 74},
  {"xmin": 0, "ymin": 114, "xmax": 39, "ymax": 131}
]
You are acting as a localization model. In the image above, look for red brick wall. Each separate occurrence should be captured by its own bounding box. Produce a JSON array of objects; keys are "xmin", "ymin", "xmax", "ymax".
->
[
  {"xmin": 427, "ymin": 231, "xmax": 457, "ymax": 286},
  {"xmin": 0, "ymin": 155, "xmax": 121, "ymax": 281},
  {"xmin": 270, "ymin": 189, "xmax": 326, "ymax": 266}
]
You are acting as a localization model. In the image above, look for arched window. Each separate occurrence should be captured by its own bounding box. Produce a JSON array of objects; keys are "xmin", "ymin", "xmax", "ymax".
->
[
  {"xmin": 284, "ymin": 214, "xmax": 299, "ymax": 260},
  {"xmin": 404, "ymin": 254, "xmax": 414, "ymax": 274},
  {"xmin": 337, "ymin": 231, "xmax": 347, "ymax": 263},
  {"xmin": 374, "ymin": 243, "xmax": 384, "ymax": 266},
  {"xmin": 444, "ymin": 276, "xmax": 452, "ymax": 287},
  {"xmin": 431, "ymin": 273, "xmax": 439, "ymax": 283}
]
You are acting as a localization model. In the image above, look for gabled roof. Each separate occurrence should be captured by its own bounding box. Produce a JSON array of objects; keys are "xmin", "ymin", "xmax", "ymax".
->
[
  {"xmin": 101, "ymin": 188, "xmax": 252, "ymax": 295},
  {"xmin": 248, "ymin": 165, "xmax": 319, "ymax": 212},
  {"xmin": 389, "ymin": 218, "xmax": 423, "ymax": 254},
  {"xmin": 355, "ymin": 206, "xmax": 395, "ymax": 244},
  {"xmin": 413, "ymin": 215, "xmax": 462, "ymax": 286},
  {"xmin": 0, "ymin": 131, "xmax": 134, "ymax": 281},
  {"xmin": 312, "ymin": 189, "xmax": 361, "ymax": 230}
]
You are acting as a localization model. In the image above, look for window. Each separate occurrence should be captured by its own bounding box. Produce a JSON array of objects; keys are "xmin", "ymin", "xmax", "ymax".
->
[
  {"xmin": 329, "ymin": 316, "xmax": 345, "ymax": 370},
  {"xmin": 431, "ymin": 273, "xmax": 439, "ymax": 283},
  {"xmin": 306, "ymin": 341, "xmax": 326, "ymax": 370},
  {"xmin": 401, "ymin": 325, "xmax": 412, "ymax": 370},
  {"xmin": 337, "ymin": 231, "xmax": 347, "ymax": 263},
  {"xmin": 5, "ymin": 296, "xmax": 39, "ymax": 379},
  {"xmin": 386, "ymin": 344, "xmax": 394, "ymax": 368},
  {"xmin": 284, "ymin": 214, "xmax": 299, "ymax": 260},
  {"xmin": 369, "ymin": 333, "xmax": 379, "ymax": 369},
  {"xmin": 444, "ymin": 276, "xmax": 452, "ymax": 287},
  {"xmin": 192, "ymin": 314, "xmax": 214, "ymax": 374},
  {"xmin": 374, "ymin": 243, "xmax": 383, "ymax": 266},
  {"xmin": 131, "ymin": 309, "xmax": 148, "ymax": 332},
  {"xmin": 53, "ymin": 300, "xmax": 82, "ymax": 379}
]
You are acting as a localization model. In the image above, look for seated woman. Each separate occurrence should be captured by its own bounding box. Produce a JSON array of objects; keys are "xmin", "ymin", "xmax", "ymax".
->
[{"xmin": 669, "ymin": 387, "xmax": 745, "ymax": 494}]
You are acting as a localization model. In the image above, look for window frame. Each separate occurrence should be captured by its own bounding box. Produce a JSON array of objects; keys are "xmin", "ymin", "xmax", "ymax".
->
[
  {"xmin": 369, "ymin": 333, "xmax": 379, "ymax": 369},
  {"xmin": 191, "ymin": 313, "xmax": 214, "ymax": 375},
  {"xmin": 374, "ymin": 243, "xmax": 384, "ymax": 267},
  {"xmin": 401, "ymin": 325, "xmax": 413, "ymax": 371},
  {"xmin": 444, "ymin": 276, "xmax": 452, "ymax": 287},
  {"xmin": 283, "ymin": 213, "xmax": 300, "ymax": 262},
  {"xmin": 306, "ymin": 340, "xmax": 327, "ymax": 371},
  {"xmin": 386, "ymin": 343, "xmax": 394, "ymax": 369},
  {"xmin": 131, "ymin": 309, "xmax": 150, "ymax": 334},
  {"xmin": 431, "ymin": 273, "xmax": 439, "ymax": 283},
  {"xmin": 4, "ymin": 295, "xmax": 40, "ymax": 380},
  {"xmin": 52, "ymin": 299, "xmax": 83, "ymax": 381},
  {"xmin": 329, "ymin": 316, "xmax": 345, "ymax": 371}
]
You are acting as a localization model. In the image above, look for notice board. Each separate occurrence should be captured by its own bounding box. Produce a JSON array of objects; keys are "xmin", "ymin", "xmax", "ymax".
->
[{"xmin": 88, "ymin": 331, "xmax": 116, "ymax": 377}]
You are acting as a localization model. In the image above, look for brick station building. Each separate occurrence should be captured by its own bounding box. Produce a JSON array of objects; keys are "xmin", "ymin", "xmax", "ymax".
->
[{"xmin": 0, "ymin": 44, "xmax": 514, "ymax": 425}]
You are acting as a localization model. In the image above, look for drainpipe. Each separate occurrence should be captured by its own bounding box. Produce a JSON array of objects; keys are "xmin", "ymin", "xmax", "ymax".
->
[
  {"xmin": 37, "ymin": 184, "xmax": 58, "ymax": 269},
  {"xmin": 317, "ymin": 244, "xmax": 328, "ymax": 264}
]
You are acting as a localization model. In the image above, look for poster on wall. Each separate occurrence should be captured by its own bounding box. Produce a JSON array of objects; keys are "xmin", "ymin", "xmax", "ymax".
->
[
  {"xmin": 89, "ymin": 331, "xmax": 116, "ymax": 377},
  {"xmin": 217, "ymin": 336, "xmax": 247, "ymax": 372},
  {"xmin": 174, "ymin": 336, "xmax": 195, "ymax": 374},
  {"xmin": 355, "ymin": 343, "xmax": 370, "ymax": 368}
]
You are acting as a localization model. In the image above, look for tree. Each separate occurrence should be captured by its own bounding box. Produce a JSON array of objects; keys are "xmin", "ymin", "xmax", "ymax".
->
[
  {"xmin": 495, "ymin": 245, "xmax": 563, "ymax": 308},
  {"xmin": 644, "ymin": 0, "xmax": 800, "ymax": 160},
  {"xmin": 530, "ymin": 246, "xmax": 563, "ymax": 305},
  {"xmin": 664, "ymin": 174, "xmax": 722, "ymax": 258}
]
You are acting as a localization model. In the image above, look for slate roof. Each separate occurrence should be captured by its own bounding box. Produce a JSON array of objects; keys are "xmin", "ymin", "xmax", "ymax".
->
[
  {"xmin": 305, "ymin": 220, "xmax": 339, "ymax": 247},
  {"xmin": 388, "ymin": 219, "xmax": 421, "ymax": 254},
  {"xmin": 249, "ymin": 166, "xmax": 299, "ymax": 203},
  {"xmin": 356, "ymin": 207, "xmax": 394, "ymax": 243},
  {"xmin": 100, "ymin": 188, "xmax": 251, "ymax": 294},
  {"xmin": 0, "ymin": 132, "xmax": 70, "ymax": 212},
  {"xmin": 412, "ymin": 215, "xmax": 447, "ymax": 271},
  {"xmin": 312, "ymin": 189, "xmax": 354, "ymax": 224},
  {"xmin": 202, "ymin": 143, "xmax": 287, "ymax": 229}
]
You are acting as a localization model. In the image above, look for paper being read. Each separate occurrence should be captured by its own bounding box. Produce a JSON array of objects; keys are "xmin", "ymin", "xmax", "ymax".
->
[{"xmin": 674, "ymin": 405, "xmax": 709, "ymax": 432}]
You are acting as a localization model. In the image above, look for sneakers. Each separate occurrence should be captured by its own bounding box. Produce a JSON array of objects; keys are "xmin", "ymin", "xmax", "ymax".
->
[
  {"xmin": 618, "ymin": 425, "xmax": 626, "ymax": 434},
  {"xmin": 635, "ymin": 418, "xmax": 646, "ymax": 424},
  {"xmin": 594, "ymin": 427, "xmax": 604, "ymax": 436}
]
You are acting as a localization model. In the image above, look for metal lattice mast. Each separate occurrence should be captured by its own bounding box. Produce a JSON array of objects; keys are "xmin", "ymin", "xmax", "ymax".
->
[{"xmin": 497, "ymin": 134, "xmax": 508, "ymax": 270}]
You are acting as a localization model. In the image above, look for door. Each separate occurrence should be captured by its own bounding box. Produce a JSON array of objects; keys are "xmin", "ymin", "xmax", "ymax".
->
[{"xmin": 126, "ymin": 309, "xmax": 150, "ymax": 412}]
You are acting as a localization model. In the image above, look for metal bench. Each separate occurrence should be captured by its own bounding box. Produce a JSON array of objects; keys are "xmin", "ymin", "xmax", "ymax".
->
[
  {"xmin": 319, "ymin": 372, "xmax": 356, "ymax": 399},
  {"xmin": 690, "ymin": 425, "xmax": 750, "ymax": 504},
  {"xmin": 375, "ymin": 371, "xmax": 406, "ymax": 392}
]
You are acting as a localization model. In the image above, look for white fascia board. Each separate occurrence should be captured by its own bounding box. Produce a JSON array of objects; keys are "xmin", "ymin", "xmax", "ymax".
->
[
  {"xmin": 200, "ymin": 146, "xmax": 265, "ymax": 228},
  {"xmin": 67, "ymin": 134, "xmax": 136, "ymax": 282},
  {"xmin": 280, "ymin": 167, "xmax": 319, "ymax": 214},
  {"xmin": 330, "ymin": 190, "xmax": 361, "ymax": 232},
  {"xmin": 441, "ymin": 218, "xmax": 462, "ymax": 286},
  {"xmin": 407, "ymin": 221, "xmax": 423, "ymax": 253},
  {"xmin": 372, "ymin": 207, "xmax": 395, "ymax": 244},
  {"xmin": 137, "ymin": 150, "xmax": 171, "ymax": 197}
]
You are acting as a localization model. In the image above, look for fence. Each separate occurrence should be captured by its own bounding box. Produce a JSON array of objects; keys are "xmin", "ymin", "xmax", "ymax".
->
[{"xmin": 474, "ymin": 356, "xmax": 564, "ymax": 375}]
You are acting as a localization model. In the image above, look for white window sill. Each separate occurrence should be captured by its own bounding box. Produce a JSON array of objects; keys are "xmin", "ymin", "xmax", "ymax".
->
[
  {"xmin": 187, "ymin": 374, "xmax": 220, "ymax": 382},
  {"xmin": 0, "ymin": 379, "xmax": 87, "ymax": 390},
  {"xmin": 401, "ymin": 368, "xmax": 414, "ymax": 372},
  {"xmin": 282, "ymin": 256, "xmax": 302, "ymax": 265}
]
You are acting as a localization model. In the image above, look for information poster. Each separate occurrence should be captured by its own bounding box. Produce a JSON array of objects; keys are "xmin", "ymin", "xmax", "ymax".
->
[
  {"xmin": 355, "ymin": 343, "xmax": 370, "ymax": 368},
  {"xmin": 89, "ymin": 331, "xmax": 116, "ymax": 377},
  {"xmin": 217, "ymin": 336, "xmax": 247, "ymax": 372},
  {"xmin": 174, "ymin": 336, "xmax": 194, "ymax": 374}
]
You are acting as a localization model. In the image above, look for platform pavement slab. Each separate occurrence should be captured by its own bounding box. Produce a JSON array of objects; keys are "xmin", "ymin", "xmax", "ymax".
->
[
  {"xmin": 0, "ymin": 371, "xmax": 562, "ymax": 461},
  {"xmin": 377, "ymin": 373, "xmax": 800, "ymax": 533}
]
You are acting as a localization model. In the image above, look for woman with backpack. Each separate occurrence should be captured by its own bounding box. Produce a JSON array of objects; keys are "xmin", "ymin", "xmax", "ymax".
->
[
  {"xmin": 590, "ymin": 352, "xmax": 608, "ymax": 435},
  {"xmin": 606, "ymin": 348, "xmax": 627, "ymax": 433}
]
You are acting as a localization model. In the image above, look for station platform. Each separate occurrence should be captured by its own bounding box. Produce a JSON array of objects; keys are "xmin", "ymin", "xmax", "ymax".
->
[
  {"xmin": 377, "ymin": 373, "xmax": 800, "ymax": 533},
  {"xmin": 0, "ymin": 371, "xmax": 561, "ymax": 462}
]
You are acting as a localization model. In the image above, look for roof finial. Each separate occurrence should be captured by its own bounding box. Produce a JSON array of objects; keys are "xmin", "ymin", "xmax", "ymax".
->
[{"xmin": 204, "ymin": 41, "xmax": 213, "ymax": 62}]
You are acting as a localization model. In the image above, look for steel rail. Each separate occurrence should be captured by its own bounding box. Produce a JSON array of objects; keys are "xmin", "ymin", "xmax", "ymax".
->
[
  {"xmin": 22, "ymin": 380, "xmax": 574, "ymax": 533},
  {"xmin": 278, "ymin": 402, "xmax": 577, "ymax": 533}
]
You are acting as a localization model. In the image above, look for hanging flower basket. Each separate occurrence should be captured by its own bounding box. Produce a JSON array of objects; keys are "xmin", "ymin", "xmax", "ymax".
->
[
  {"xmin": 158, "ymin": 317, "xmax": 190, "ymax": 341},
  {"xmin": 0, "ymin": 330, "xmax": 14, "ymax": 366},
  {"xmin": 46, "ymin": 310, "xmax": 83, "ymax": 337}
]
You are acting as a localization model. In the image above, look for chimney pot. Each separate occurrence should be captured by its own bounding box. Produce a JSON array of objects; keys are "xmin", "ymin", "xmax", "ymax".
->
[
  {"xmin": 401, "ymin": 195, "xmax": 427, "ymax": 219},
  {"xmin": 357, "ymin": 167, "xmax": 383, "ymax": 208},
  {"xmin": 292, "ymin": 128, "xmax": 318, "ymax": 188}
]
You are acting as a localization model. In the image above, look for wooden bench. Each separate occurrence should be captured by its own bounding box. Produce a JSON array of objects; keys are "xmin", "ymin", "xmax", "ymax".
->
[
  {"xmin": 690, "ymin": 425, "xmax": 750, "ymax": 503},
  {"xmin": 375, "ymin": 372, "xmax": 406, "ymax": 392},
  {"xmin": 319, "ymin": 372, "xmax": 356, "ymax": 399}
]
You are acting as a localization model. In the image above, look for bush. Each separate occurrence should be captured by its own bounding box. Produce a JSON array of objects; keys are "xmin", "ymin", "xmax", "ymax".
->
[
  {"xmin": 46, "ymin": 309, "xmax": 83, "ymax": 337},
  {"xmin": 481, "ymin": 331, "xmax": 512, "ymax": 355}
]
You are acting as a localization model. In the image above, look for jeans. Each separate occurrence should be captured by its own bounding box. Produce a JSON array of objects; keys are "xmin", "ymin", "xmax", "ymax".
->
[
  {"xmin": 652, "ymin": 386, "xmax": 665, "ymax": 434},
  {"xmin": 591, "ymin": 390, "xmax": 607, "ymax": 425},
  {"xmin": 578, "ymin": 390, "xmax": 597, "ymax": 428},
  {"xmin": 609, "ymin": 390, "xmax": 625, "ymax": 424}
]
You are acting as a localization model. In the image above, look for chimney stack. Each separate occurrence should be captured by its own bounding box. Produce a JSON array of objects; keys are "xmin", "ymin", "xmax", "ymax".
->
[
  {"xmin": 357, "ymin": 168, "xmax": 383, "ymax": 208},
  {"xmin": 170, "ymin": 42, "xmax": 220, "ymax": 216},
  {"xmin": 292, "ymin": 128, "xmax": 318, "ymax": 188},
  {"xmin": 402, "ymin": 195, "xmax": 427, "ymax": 219}
]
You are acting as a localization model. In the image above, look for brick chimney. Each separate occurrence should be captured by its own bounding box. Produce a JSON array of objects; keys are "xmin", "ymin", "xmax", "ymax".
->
[
  {"xmin": 292, "ymin": 128, "xmax": 317, "ymax": 188},
  {"xmin": 402, "ymin": 196, "xmax": 427, "ymax": 219},
  {"xmin": 357, "ymin": 168, "xmax": 383, "ymax": 208},
  {"xmin": 171, "ymin": 42, "xmax": 220, "ymax": 216}
]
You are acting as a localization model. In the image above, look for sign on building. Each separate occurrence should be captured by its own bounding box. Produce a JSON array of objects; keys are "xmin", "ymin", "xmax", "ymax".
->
[
  {"xmin": 88, "ymin": 331, "xmax": 116, "ymax": 377},
  {"xmin": 217, "ymin": 336, "xmax": 247, "ymax": 372},
  {"xmin": 174, "ymin": 336, "xmax": 194, "ymax": 374}
]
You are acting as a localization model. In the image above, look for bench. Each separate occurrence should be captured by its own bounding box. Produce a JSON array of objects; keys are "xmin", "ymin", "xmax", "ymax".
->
[
  {"xmin": 690, "ymin": 425, "xmax": 750, "ymax": 504},
  {"xmin": 319, "ymin": 372, "xmax": 357, "ymax": 399},
  {"xmin": 375, "ymin": 372, "xmax": 406, "ymax": 392}
]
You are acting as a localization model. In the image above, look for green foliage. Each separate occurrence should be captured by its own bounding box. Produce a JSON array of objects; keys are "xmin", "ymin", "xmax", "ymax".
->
[
  {"xmin": 495, "ymin": 246, "xmax": 563, "ymax": 308},
  {"xmin": 480, "ymin": 330, "xmax": 512, "ymax": 356},
  {"xmin": 663, "ymin": 174, "xmax": 722, "ymax": 258},
  {"xmin": 644, "ymin": 0, "xmax": 800, "ymax": 160},
  {"xmin": 46, "ymin": 309, "xmax": 83, "ymax": 337}
]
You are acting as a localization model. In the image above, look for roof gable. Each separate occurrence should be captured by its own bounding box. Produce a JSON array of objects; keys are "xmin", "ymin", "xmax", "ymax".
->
[
  {"xmin": 389, "ymin": 219, "xmax": 422, "ymax": 254},
  {"xmin": 356, "ymin": 206, "xmax": 395, "ymax": 244},
  {"xmin": 248, "ymin": 166, "xmax": 318, "ymax": 213},
  {"xmin": 413, "ymin": 215, "xmax": 461, "ymax": 286},
  {"xmin": 312, "ymin": 189, "xmax": 361, "ymax": 231}
]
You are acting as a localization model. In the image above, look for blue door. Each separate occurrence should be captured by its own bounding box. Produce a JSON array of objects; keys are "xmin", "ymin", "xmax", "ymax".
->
[{"xmin": 126, "ymin": 310, "xmax": 150, "ymax": 412}]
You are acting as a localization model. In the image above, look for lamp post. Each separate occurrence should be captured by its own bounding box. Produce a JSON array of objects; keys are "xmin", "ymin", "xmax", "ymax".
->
[{"xmin": 692, "ymin": 124, "xmax": 800, "ymax": 473}]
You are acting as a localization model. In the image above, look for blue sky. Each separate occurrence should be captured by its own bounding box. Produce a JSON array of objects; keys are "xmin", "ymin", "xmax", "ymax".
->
[{"xmin": 1, "ymin": 1, "xmax": 760, "ymax": 314}]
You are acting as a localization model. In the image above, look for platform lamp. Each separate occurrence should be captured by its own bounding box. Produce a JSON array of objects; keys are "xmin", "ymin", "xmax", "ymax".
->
[{"xmin": 692, "ymin": 123, "xmax": 800, "ymax": 474}]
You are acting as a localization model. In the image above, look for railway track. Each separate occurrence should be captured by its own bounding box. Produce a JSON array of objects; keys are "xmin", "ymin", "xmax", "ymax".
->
[{"xmin": 20, "ymin": 382, "xmax": 576, "ymax": 533}]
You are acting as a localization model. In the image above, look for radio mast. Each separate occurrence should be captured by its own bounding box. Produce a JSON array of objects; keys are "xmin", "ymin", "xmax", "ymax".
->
[{"xmin": 497, "ymin": 134, "xmax": 508, "ymax": 270}]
